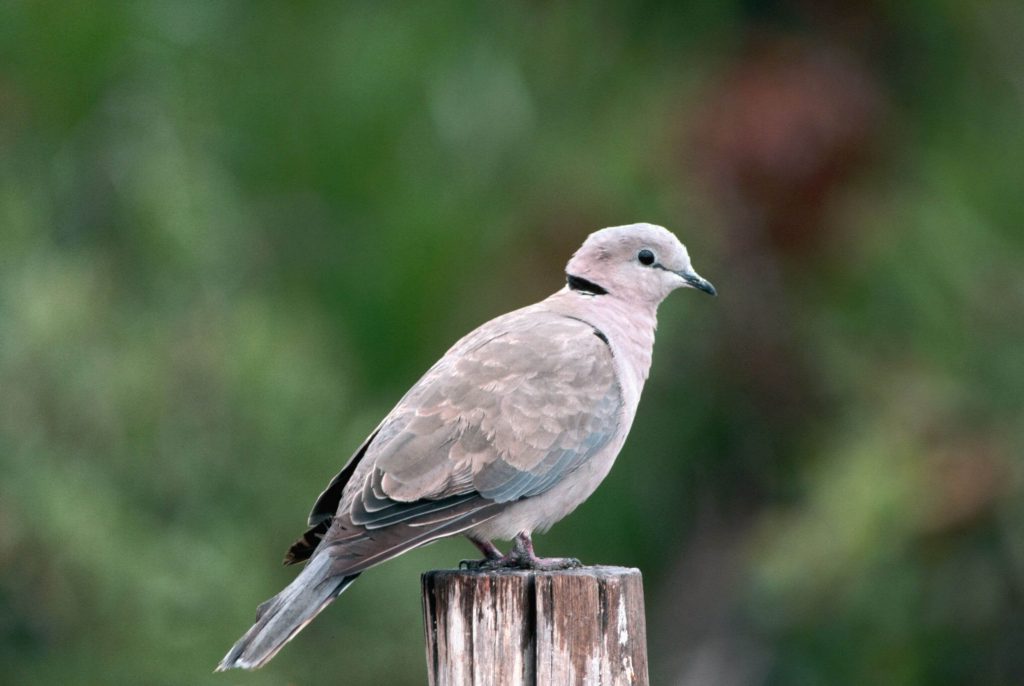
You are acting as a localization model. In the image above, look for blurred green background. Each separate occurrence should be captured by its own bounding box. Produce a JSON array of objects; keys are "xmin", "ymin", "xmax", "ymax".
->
[{"xmin": 2, "ymin": 1, "xmax": 1023, "ymax": 684}]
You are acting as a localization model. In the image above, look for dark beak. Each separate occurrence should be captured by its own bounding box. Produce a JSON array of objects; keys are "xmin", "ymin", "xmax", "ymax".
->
[{"xmin": 679, "ymin": 270, "xmax": 717, "ymax": 296}]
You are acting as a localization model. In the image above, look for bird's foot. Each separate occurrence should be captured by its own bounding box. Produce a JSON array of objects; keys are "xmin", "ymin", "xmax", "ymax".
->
[
  {"xmin": 460, "ymin": 536, "xmax": 505, "ymax": 570},
  {"xmin": 510, "ymin": 531, "xmax": 583, "ymax": 570},
  {"xmin": 459, "ymin": 553, "xmax": 581, "ymax": 571},
  {"xmin": 459, "ymin": 557, "xmax": 509, "ymax": 571},
  {"xmin": 460, "ymin": 532, "xmax": 583, "ymax": 571}
]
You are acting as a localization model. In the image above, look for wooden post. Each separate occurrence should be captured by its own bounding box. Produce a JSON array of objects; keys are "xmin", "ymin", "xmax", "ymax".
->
[{"xmin": 422, "ymin": 566, "xmax": 649, "ymax": 686}]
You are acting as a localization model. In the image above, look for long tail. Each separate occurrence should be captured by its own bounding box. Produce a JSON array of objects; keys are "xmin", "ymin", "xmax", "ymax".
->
[{"xmin": 216, "ymin": 553, "xmax": 359, "ymax": 671}]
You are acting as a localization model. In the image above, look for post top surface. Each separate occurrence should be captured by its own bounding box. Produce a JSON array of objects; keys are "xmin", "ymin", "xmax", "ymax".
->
[{"xmin": 423, "ymin": 565, "xmax": 641, "ymax": 580}]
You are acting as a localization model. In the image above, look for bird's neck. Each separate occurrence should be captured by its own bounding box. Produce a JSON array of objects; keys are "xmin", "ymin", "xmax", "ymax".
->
[
  {"xmin": 548, "ymin": 289, "xmax": 659, "ymax": 407},
  {"xmin": 598, "ymin": 295, "xmax": 658, "ymax": 377}
]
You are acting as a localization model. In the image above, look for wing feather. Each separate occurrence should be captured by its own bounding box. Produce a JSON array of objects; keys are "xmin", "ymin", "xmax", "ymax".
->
[
  {"xmin": 292, "ymin": 307, "xmax": 622, "ymax": 570},
  {"xmin": 366, "ymin": 311, "xmax": 621, "ymax": 504}
]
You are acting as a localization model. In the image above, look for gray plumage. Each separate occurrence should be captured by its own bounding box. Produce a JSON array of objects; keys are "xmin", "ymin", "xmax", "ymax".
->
[{"xmin": 217, "ymin": 222, "xmax": 715, "ymax": 671}]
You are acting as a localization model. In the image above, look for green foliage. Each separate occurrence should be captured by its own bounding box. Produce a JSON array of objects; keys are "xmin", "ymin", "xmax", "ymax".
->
[{"xmin": 2, "ymin": 1, "xmax": 1022, "ymax": 683}]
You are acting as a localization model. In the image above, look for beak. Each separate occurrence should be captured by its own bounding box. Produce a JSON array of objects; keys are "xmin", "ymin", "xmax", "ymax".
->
[{"xmin": 678, "ymin": 269, "xmax": 717, "ymax": 296}]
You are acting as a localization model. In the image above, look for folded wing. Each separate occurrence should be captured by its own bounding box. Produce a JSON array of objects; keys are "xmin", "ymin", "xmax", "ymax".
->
[{"xmin": 288, "ymin": 309, "xmax": 622, "ymax": 572}]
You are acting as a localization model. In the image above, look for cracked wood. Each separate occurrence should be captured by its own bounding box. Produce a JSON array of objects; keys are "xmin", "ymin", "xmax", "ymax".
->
[{"xmin": 422, "ymin": 566, "xmax": 648, "ymax": 686}]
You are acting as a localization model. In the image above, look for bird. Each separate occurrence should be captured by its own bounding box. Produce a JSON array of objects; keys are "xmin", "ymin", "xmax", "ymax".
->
[{"xmin": 216, "ymin": 222, "xmax": 716, "ymax": 671}]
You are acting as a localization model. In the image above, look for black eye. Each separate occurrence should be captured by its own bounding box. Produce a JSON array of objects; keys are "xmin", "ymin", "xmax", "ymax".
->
[{"xmin": 637, "ymin": 249, "xmax": 655, "ymax": 266}]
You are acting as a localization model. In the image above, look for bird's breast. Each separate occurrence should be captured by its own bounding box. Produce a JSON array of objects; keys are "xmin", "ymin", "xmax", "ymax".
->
[{"xmin": 467, "ymin": 432, "xmax": 630, "ymax": 540}]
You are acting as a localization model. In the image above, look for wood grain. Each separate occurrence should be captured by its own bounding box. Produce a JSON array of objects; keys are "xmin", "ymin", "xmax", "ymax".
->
[{"xmin": 422, "ymin": 566, "xmax": 648, "ymax": 686}]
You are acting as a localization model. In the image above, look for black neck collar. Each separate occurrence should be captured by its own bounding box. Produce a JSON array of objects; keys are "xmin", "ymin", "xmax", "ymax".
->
[{"xmin": 567, "ymin": 274, "xmax": 608, "ymax": 296}]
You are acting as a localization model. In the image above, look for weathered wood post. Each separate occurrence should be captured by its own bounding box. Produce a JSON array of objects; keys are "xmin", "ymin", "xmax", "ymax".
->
[{"xmin": 422, "ymin": 566, "xmax": 649, "ymax": 686}]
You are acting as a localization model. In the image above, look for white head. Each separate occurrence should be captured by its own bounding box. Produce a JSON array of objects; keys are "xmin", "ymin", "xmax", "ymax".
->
[{"xmin": 564, "ymin": 223, "xmax": 716, "ymax": 306}]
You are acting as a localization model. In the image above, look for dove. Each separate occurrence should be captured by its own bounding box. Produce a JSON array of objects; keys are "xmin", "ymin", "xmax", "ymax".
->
[{"xmin": 217, "ymin": 222, "xmax": 716, "ymax": 671}]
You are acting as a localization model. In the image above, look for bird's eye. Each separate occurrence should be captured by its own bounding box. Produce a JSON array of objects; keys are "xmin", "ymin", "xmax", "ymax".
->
[{"xmin": 637, "ymin": 249, "xmax": 655, "ymax": 266}]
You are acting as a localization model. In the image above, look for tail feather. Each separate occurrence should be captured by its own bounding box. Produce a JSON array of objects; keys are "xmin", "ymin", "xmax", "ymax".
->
[{"xmin": 216, "ymin": 554, "xmax": 358, "ymax": 671}]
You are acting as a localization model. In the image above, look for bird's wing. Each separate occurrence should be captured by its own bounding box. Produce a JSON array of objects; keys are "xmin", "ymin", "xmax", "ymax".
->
[
  {"xmin": 292, "ymin": 309, "xmax": 622, "ymax": 570},
  {"xmin": 299, "ymin": 308, "xmax": 562, "ymax": 529},
  {"xmin": 362, "ymin": 310, "xmax": 622, "ymax": 507}
]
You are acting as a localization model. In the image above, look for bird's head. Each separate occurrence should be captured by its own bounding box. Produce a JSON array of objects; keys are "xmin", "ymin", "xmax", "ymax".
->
[{"xmin": 565, "ymin": 223, "xmax": 716, "ymax": 305}]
